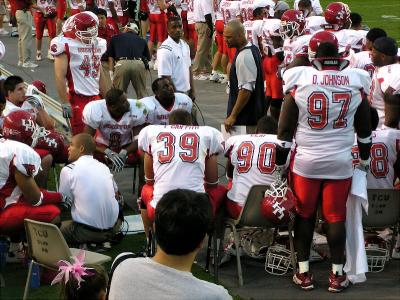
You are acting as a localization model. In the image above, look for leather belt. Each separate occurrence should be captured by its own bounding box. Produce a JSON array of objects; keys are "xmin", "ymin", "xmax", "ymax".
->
[
  {"xmin": 77, "ymin": 222, "xmax": 113, "ymax": 233},
  {"xmin": 117, "ymin": 57, "xmax": 143, "ymax": 61}
]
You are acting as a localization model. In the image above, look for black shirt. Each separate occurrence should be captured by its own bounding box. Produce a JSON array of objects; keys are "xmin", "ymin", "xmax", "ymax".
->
[
  {"xmin": 228, "ymin": 44, "xmax": 266, "ymax": 126},
  {"xmin": 108, "ymin": 32, "xmax": 150, "ymax": 61}
]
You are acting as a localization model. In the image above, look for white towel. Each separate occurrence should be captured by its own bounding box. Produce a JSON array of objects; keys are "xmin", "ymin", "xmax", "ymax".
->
[{"xmin": 344, "ymin": 168, "xmax": 369, "ymax": 284}]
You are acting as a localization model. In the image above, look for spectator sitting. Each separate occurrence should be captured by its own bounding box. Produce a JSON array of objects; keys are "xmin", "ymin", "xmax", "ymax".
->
[
  {"xmin": 108, "ymin": 189, "xmax": 232, "ymax": 300},
  {"xmin": 59, "ymin": 133, "xmax": 120, "ymax": 247}
]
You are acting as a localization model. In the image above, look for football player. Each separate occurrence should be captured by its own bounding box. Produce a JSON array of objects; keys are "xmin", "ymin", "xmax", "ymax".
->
[
  {"xmin": 0, "ymin": 110, "xmax": 71, "ymax": 259},
  {"xmin": 51, "ymin": 11, "xmax": 107, "ymax": 135},
  {"xmin": 138, "ymin": 109, "xmax": 226, "ymax": 237},
  {"xmin": 140, "ymin": 77, "xmax": 193, "ymax": 125},
  {"xmin": 370, "ymin": 37, "xmax": 400, "ymax": 128},
  {"xmin": 33, "ymin": 0, "xmax": 57, "ymax": 61},
  {"xmin": 225, "ymin": 115, "xmax": 285, "ymax": 218},
  {"xmin": 83, "ymin": 88, "xmax": 147, "ymax": 172},
  {"xmin": 68, "ymin": 0, "xmax": 86, "ymax": 16},
  {"xmin": 293, "ymin": 0, "xmax": 323, "ymax": 16},
  {"xmin": 351, "ymin": 28, "xmax": 387, "ymax": 78},
  {"xmin": 297, "ymin": 0, "xmax": 326, "ymax": 35},
  {"xmin": 276, "ymin": 41, "xmax": 372, "ymax": 292},
  {"xmin": 96, "ymin": 0, "xmax": 128, "ymax": 30},
  {"xmin": 56, "ymin": 0, "xmax": 67, "ymax": 35}
]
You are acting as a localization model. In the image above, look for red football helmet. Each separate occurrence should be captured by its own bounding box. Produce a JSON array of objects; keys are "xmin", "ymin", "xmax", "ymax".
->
[
  {"xmin": 324, "ymin": 2, "xmax": 351, "ymax": 29},
  {"xmin": 31, "ymin": 80, "xmax": 46, "ymax": 94},
  {"xmin": 2, "ymin": 110, "xmax": 48, "ymax": 147},
  {"xmin": 62, "ymin": 11, "xmax": 98, "ymax": 44},
  {"xmin": 260, "ymin": 179, "xmax": 296, "ymax": 225},
  {"xmin": 45, "ymin": 6, "xmax": 57, "ymax": 18},
  {"xmin": 279, "ymin": 10, "xmax": 306, "ymax": 39},
  {"xmin": 308, "ymin": 31, "xmax": 339, "ymax": 60}
]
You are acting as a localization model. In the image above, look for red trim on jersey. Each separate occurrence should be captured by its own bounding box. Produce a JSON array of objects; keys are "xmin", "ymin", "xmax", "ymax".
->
[
  {"xmin": 64, "ymin": 43, "xmax": 75, "ymax": 95},
  {"xmin": 0, "ymin": 159, "xmax": 17, "ymax": 210},
  {"xmin": 290, "ymin": 86, "xmax": 297, "ymax": 98}
]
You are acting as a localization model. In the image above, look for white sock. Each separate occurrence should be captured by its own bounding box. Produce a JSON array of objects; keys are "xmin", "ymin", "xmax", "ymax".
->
[
  {"xmin": 332, "ymin": 263, "xmax": 343, "ymax": 275},
  {"xmin": 298, "ymin": 261, "xmax": 309, "ymax": 273}
]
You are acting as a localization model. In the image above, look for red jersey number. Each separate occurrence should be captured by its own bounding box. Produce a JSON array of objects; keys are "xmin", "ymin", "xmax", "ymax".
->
[
  {"xmin": 236, "ymin": 141, "xmax": 276, "ymax": 174},
  {"xmin": 157, "ymin": 132, "xmax": 199, "ymax": 164}
]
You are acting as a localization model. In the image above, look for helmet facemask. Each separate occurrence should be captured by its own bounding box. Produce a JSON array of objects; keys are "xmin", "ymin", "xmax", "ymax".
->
[{"xmin": 75, "ymin": 25, "xmax": 98, "ymax": 45}]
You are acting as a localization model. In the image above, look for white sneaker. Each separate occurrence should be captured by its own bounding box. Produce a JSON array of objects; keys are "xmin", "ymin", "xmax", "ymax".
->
[
  {"xmin": 36, "ymin": 52, "xmax": 42, "ymax": 61},
  {"xmin": 0, "ymin": 28, "xmax": 9, "ymax": 35},
  {"xmin": 17, "ymin": 61, "xmax": 23, "ymax": 67},
  {"xmin": 148, "ymin": 59, "xmax": 154, "ymax": 69},
  {"xmin": 219, "ymin": 75, "xmax": 228, "ymax": 84},
  {"xmin": 209, "ymin": 72, "xmax": 220, "ymax": 82},
  {"xmin": 153, "ymin": 59, "xmax": 158, "ymax": 70},
  {"xmin": 43, "ymin": 29, "xmax": 48, "ymax": 37},
  {"xmin": 22, "ymin": 61, "xmax": 38, "ymax": 68},
  {"xmin": 47, "ymin": 52, "xmax": 54, "ymax": 60}
]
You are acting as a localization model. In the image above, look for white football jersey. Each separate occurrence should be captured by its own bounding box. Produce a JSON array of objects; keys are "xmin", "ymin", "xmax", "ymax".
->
[
  {"xmin": 282, "ymin": 34, "xmax": 311, "ymax": 66},
  {"xmin": 370, "ymin": 63, "xmax": 400, "ymax": 127},
  {"xmin": 140, "ymin": 93, "xmax": 193, "ymax": 125},
  {"xmin": 82, "ymin": 99, "xmax": 147, "ymax": 148},
  {"xmin": 37, "ymin": 0, "xmax": 56, "ymax": 10},
  {"xmin": 352, "ymin": 129, "xmax": 400, "ymax": 188},
  {"xmin": 68, "ymin": 0, "xmax": 86, "ymax": 10},
  {"xmin": 138, "ymin": 125, "xmax": 224, "ymax": 207},
  {"xmin": 250, "ymin": 19, "xmax": 264, "ymax": 48},
  {"xmin": 304, "ymin": 16, "xmax": 326, "ymax": 34},
  {"xmin": 50, "ymin": 36, "xmax": 107, "ymax": 96},
  {"xmin": 220, "ymin": 0, "xmax": 240, "ymax": 24},
  {"xmin": 187, "ymin": 0, "xmax": 195, "ymax": 24},
  {"xmin": 283, "ymin": 66, "xmax": 371, "ymax": 179},
  {"xmin": 351, "ymin": 51, "xmax": 375, "ymax": 78},
  {"xmin": 243, "ymin": 20, "xmax": 254, "ymax": 43},
  {"xmin": 0, "ymin": 139, "xmax": 41, "ymax": 209},
  {"xmin": 239, "ymin": 0, "xmax": 254, "ymax": 22},
  {"xmin": 260, "ymin": 18, "xmax": 280, "ymax": 55},
  {"xmin": 327, "ymin": 29, "xmax": 364, "ymax": 53},
  {"xmin": 96, "ymin": 0, "xmax": 123, "ymax": 17},
  {"xmin": 225, "ymin": 134, "xmax": 288, "ymax": 205}
]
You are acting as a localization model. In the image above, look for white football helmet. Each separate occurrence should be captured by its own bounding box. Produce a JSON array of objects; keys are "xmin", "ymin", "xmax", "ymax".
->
[
  {"xmin": 365, "ymin": 236, "xmax": 389, "ymax": 272},
  {"xmin": 265, "ymin": 235, "xmax": 293, "ymax": 275}
]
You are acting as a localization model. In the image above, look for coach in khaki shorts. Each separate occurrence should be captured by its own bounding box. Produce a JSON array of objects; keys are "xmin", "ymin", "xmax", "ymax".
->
[
  {"xmin": 108, "ymin": 22, "xmax": 151, "ymax": 98},
  {"xmin": 59, "ymin": 134, "xmax": 120, "ymax": 246}
]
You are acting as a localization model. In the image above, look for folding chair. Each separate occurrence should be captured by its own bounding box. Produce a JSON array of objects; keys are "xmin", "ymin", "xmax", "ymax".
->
[
  {"xmin": 23, "ymin": 219, "xmax": 111, "ymax": 300},
  {"xmin": 215, "ymin": 185, "xmax": 296, "ymax": 286},
  {"xmin": 362, "ymin": 189, "xmax": 400, "ymax": 259}
]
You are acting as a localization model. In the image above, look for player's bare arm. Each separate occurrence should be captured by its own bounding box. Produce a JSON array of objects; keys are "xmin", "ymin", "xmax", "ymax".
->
[
  {"xmin": 14, "ymin": 170, "xmax": 42, "ymax": 205},
  {"xmin": 144, "ymin": 153, "xmax": 155, "ymax": 184},
  {"xmin": 205, "ymin": 155, "xmax": 219, "ymax": 188},
  {"xmin": 383, "ymin": 91, "xmax": 400, "ymax": 128},
  {"xmin": 224, "ymin": 89, "xmax": 251, "ymax": 132},
  {"xmin": 188, "ymin": 66, "xmax": 195, "ymax": 101},
  {"xmin": 354, "ymin": 97, "xmax": 372, "ymax": 161},
  {"xmin": 54, "ymin": 53, "xmax": 69, "ymax": 104}
]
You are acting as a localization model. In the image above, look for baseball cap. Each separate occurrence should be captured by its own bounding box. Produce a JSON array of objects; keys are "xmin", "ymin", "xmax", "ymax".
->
[{"xmin": 124, "ymin": 22, "xmax": 139, "ymax": 34}]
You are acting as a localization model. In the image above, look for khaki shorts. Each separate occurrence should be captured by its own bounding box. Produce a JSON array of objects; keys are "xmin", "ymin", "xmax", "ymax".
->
[{"xmin": 0, "ymin": 2, "xmax": 6, "ymax": 15}]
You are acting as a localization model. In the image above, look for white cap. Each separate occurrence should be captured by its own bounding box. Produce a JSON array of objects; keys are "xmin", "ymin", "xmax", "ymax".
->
[
  {"xmin": 0, "ymin": 41, "xmax": 5, "ymax": 60},
  {"xmin": 125, "ymin": 22, "xmax": 139, "ymax": 34}
]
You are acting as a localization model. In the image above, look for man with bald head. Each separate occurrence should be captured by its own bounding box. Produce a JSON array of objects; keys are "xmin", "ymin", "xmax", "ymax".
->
[
  {"xmin": 223, "ymin": 20, "xmax": 265, "ymax": 133},
  {"xmin": 59, "ymin": 133, "xmax": 120, "ymax": 246}
]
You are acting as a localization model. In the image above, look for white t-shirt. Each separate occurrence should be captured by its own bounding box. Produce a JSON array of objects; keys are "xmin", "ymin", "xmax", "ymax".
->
[
  {"xmin": 68, "ymin": 0, "xmax": 86, "ymax": 10},
  {"xmin": 225, "ymin": 134, "xmax": 287, "ymax": 205},
  {"xmin": 2, "ymin": 98, "xmax": 42, "ymax": 118},
  {"xmin": 352, "ymin": 129, "xmax": 400, "ymax": 189},
  {"xmin": 370, "ymin": 63, "xmax": 400, "ymax": 128},
  {"xmin": 59, "ymin": 155, "xmax": 119, "ymax": 229},
  {"xmin": 96, "ymin": 0, "xmax": 123, "ymax": 17},
  {"xmin": 108, "ymin": 257, "xmax": 232, "ymax": 300},
  {"xmin": 282, "ymin": 34, "xmax": 311, "ymax": 66},
  {"xmin": 293, "ymin": 0, "xmax": 323, "ymax": 15},
  {"xmin": 141, "ymin": 93, "xmax": 193, "ymax": 125},
  {"xmin": 157, "ymin": 36, "xmax": 192, "ymax": 93},
  {"xmin": 235, "ymin": 43, "xmax": 257, "ymax": 91},
  {"xmin": 0, "ymin": 139, "xmax": 41, "ymax": 209},
  {"xmin": 283, "ymin": 66, "xmax": 371, "ymax": 179},
  {"xmin": 50, "ymin": 36, "xmax": 107, "ymax": 96},
  {"xmin": 351, "ymin": 51, "xmax": 375, "ymax": 78},
  {"xmin": 193, "ymin": 0, "xmax": 214, "ymax": 22},
  {"xmin": 138, "ymin": 125, "xmax": 224, "ymax": 207},
  {"xmin": 82, "ymin": 99, "xmax": 147, "ymax": 148}
]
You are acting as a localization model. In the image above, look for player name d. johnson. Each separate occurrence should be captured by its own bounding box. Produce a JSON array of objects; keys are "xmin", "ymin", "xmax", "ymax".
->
[{"xmin": 312, "ymin": 74, "xmax": 350, "ymax": 86}]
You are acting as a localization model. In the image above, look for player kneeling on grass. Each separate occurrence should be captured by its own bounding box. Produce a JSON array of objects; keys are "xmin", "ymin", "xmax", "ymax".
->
[{"xmin": 138, "ymin": 109, "xmax": 227, "ymax": 240}]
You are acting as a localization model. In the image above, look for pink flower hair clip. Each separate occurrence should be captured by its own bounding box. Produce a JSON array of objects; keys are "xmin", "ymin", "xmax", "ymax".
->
[{"xmin": 51, "ymin": 250, "xmax": 95, "ymax": 288}]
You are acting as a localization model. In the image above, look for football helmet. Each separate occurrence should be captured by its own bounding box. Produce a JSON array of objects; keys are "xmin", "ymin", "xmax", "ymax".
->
[
  {"xmin": 2, "ymin": 110, "xmax": 48, "ymax": 147},
  {"xmin": 324, "ymin": 2, "xmax": 351, "ymax": 29},
  {"xmin": 265, "ymin": 235, "xmax": 293, "ymax": 275},
  {"xmin": 260, "ymin": 179, "xmax": 296, "ymax": 225},
  {"xmin": 279, "ymin": 10, "xmax": 306, "ymax": 40},
  {"xmin": 45, "ymin": 6, "xmax": 57, "ymax": 18},
  {"xmin": 308, "ymin": 31, "xmax": 339, "ymax": 61},
  {"xmin": 365, "ymin": 236, "xmax": 389, "ymax": 272},
  {"xmin": 28, "ymin": 80, "xmax": 46, "ymax": 95},
  {"xmin": 241, "ymin": 229, "xmax": 274, "ymax": 259},
  {"xmin": 62, "ymin": 12, "xmax": 99, "ymax": 44}
]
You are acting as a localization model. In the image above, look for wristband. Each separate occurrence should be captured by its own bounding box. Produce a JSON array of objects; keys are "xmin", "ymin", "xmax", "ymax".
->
[
  {"xmin": 357, "ymin": 135, "xmax": 372, "ymax": 144},
  {"xmin": 276, "ymin": 139, "xmax": 292, "ymax": 149},
  {"xmin": 205, "ymin": 179, "xmax": 219, "ymax": 185}
]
